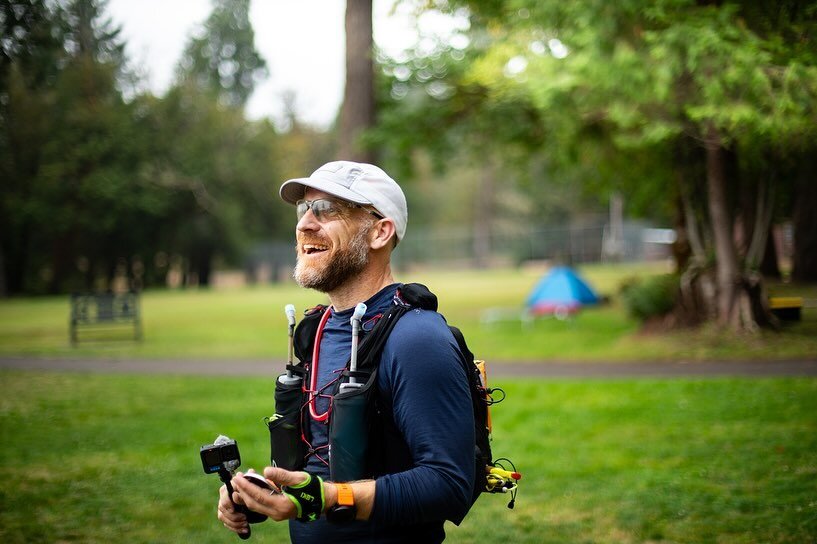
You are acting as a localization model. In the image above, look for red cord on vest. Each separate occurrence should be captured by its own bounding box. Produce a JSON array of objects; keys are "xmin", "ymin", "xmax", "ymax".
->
[{"xmin": 306, "ymin": 308, "xmax": 332, "ymax": 421}]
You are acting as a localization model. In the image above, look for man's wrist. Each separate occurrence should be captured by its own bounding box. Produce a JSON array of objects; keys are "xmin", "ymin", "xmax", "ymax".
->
[
  {"xmin": 325, "ymin": 482, "xmax": 357, "ymax": 524},
  {"xmin": 282, "ymin": 473, "xmax": 325, "ymax": 522},
  {"xmin": 323, "ymin": 481, "xmax": 338, "ymax": 512}
]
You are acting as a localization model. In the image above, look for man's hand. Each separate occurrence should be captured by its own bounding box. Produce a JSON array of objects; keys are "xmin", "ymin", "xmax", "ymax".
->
[
  {"xmin": 231, "ymin": 467, "xmax": 304, "ymax": 522},
  {"xmin": 216, "ymin": 483, "xmax": 249, "ymax": 536}
]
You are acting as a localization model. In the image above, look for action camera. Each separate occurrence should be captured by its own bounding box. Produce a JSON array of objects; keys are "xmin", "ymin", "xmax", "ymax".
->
[{"xmin": 200, "ymin": 438, "xmax": 240, "ymax": 474}]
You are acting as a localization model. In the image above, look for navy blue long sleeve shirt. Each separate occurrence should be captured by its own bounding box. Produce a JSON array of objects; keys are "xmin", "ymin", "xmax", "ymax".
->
[{"xmin": 290, "ymin": 284, "xmax": 475, "ymax": 543}]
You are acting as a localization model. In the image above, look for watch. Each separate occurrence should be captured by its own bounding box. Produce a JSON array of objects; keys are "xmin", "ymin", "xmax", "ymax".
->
[{"xmin": 326, "ymin": 483, "xmax": 357, "ymax": 524}]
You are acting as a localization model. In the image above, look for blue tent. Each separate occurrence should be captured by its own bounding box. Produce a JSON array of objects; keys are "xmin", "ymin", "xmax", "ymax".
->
[{"xmin": 526, "ymin": 267, "xmax": 600, "ymax": 316}]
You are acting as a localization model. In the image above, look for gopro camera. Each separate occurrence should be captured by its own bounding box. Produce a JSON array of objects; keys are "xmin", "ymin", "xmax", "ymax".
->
[
  {"xmin": 200, "ymin": 438, "xmax": 240, "ymax": 474},
  {"xmin": 200, "ymin": 435, "xmax": 267, "ymax": 539}
]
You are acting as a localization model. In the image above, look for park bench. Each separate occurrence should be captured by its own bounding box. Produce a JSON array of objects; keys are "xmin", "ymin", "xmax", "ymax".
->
[
  {"xmin": 769, "ymin": 296, "xmax": 803, "ymax": 322},
  {"xmin": 70, "ymin": 291, "xmax": 143, "ymax": 345}
]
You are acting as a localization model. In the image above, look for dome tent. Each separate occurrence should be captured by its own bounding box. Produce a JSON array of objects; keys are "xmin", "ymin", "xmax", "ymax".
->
[{"xmin": 526, "ymin": 267, "xmax": 600, "ymax": 317}]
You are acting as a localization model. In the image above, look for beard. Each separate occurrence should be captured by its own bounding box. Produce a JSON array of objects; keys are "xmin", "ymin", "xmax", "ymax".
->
[{"xmin": 293, "ymin": 223, "xmax": 371, "ymax": 293}]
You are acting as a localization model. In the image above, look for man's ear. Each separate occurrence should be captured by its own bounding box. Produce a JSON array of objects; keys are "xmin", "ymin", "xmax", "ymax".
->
[{"xmin": 370, "ymin": 219, "xmax": 396, "ymax": 250}]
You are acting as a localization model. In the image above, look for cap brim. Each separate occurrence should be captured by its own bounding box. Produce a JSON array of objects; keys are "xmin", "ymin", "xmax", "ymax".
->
[{"xmin": 279, "ymin": 178, "xmax": 372, "ymax": 206}]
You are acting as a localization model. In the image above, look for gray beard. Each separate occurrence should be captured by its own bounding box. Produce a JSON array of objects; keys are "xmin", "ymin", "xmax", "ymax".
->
[{"xmin": 293, "ymin": 224, "xmax": 371, "ymax": 293}]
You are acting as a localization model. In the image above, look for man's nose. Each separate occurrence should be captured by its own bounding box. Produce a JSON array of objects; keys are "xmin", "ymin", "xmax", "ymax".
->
[{"xmin": 296, "ymin": 209, "xmax": 320, "ymax": 232}]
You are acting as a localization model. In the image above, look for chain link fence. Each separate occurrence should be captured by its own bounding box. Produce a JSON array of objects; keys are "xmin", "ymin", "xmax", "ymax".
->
[{"xmin": 239, "ymin": 221, "xmax": 674, "ymax": 284}]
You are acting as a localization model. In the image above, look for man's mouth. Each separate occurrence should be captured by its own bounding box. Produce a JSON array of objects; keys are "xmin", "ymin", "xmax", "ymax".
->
[{"xmin": 302, "ymin": 243, "xmax": 329, "ymax": 255}]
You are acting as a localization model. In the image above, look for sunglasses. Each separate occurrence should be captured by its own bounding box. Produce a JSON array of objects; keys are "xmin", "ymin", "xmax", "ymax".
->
[{"xmin": 296, "ymin": 199, "xmax": 384, "ymax": 223}]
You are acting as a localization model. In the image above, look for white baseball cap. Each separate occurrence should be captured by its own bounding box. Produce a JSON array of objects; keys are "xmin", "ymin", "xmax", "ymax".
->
[{"xmin": 279, "ymin": 161, "xmax": 408, "ymax": 243}]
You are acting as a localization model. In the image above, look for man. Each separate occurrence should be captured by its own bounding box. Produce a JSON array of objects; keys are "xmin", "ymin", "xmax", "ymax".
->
[{"xmin": 217, "ymin": 161, "xmax": 475, "ymax": 542}]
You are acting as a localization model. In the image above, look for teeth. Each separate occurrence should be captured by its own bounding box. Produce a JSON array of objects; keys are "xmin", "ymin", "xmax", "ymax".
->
[{"xmin": 303, "ymin": 244, "xmax": 328, "ymax": 252}]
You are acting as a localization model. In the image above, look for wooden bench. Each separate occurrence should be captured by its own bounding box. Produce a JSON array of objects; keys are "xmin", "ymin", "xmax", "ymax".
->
[
  {"xmin": 70, "ymin": 291, "xmax": 143, "ymax": 345},
  {"xmin": 769, "ymin": 297, "xmax": 803, "ymax": 322}
]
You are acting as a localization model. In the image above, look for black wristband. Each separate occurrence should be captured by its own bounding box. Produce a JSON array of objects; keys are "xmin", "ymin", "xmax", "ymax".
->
[{"xmin": 283, "ymin": 473, "xmax": 325, "ymax": 523}]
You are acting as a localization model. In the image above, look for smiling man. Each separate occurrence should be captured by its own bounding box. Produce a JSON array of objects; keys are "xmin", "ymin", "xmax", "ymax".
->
[{"xmin": 216, "ymin": 161, "xmax": 475, "ymax": 543}]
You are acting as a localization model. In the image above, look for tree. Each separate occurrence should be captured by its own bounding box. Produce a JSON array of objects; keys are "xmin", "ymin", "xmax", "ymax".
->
[
  {"xmin": 176, "ymin": 0, "xmax": 267, "ymax": 109},
  {"xmin": 138, "ymin": 84, "xmax": 287, "ymax": 287},
  {"xmin": 1, "ymin": 0, "xmax": 64, "ymax": 295},
  {"xmin": 60, "ymin": 0, "xmax": 125, "ymax": 68},
  {"xmin": 372, "ymin": 4, "xmax": 671, "ymax": 267},
  {"xmin": 1, "ymin": 0, "xmax": 151, "ymax": 294},
  {"xmin": 338, "ymin": 0, "xmax": 376, "ymax": 162},
  {"xmin": 1, "ymin": 0, "xmax": 290, "ymax": 294},
  {"xmin": 791, "ymin": 151, "xmax": 817, "ymax": 282},
  {"xmin": 416, "ymin": 0, "xmax": 817, "ymax": 329},
  {"xmin": 161, "ymin": 0, "xmax": 280, "ymax": 286}
]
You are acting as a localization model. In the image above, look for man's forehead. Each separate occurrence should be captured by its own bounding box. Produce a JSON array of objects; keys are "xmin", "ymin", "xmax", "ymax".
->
[{"xmin": 304, "ymin": 188, "xmax": 336, "ymax": 201}]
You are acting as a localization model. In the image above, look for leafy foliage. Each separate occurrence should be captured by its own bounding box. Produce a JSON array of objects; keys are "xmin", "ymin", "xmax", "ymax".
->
[
  {"xmin": 175, "ymin": 0, "xmax": 267, "ymax": 109},
  {"xmin": 0, "ymin": 0, "xmax": 301, "ymax": 294},
  {"xmin": 381, "ymin": 0, "xmax": 817, "ymax": 323},
  {"xmin": 620, "ymin": 273, "xmax": 679, "ymax": 321}
]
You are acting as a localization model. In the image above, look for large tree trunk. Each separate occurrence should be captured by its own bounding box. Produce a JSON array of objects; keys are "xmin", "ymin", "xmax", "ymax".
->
[
  {"xmin": 758, "ymin": 223, "xmax": 781, "ymax": 279},
  {"xmin": 338, "ymin": 0, "xmax": 375, "ymax": 163},
  {"xmin": 792, "ymin": 154, "xmax": 817, "ymax": 282},
  {"xmin": 704, "ymin": 131, "xmax": 741, "ymax": 326},
  {"xmin": 739, "ymin": 170, "xmax": 779, "ymax": 279},
  {"xmin": 700, "ymin": 128, "xmax": 777, "ymax": 331}
]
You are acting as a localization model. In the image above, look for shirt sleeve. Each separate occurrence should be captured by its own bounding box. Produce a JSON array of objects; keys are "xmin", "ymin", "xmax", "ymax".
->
[{"xmin": 371, "ymin": 309, "xmax": 475, "ymax": 527}]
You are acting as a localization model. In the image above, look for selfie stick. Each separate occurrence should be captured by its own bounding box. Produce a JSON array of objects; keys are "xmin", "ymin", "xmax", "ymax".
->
[
  {"xmin": 214, "ymin": 435, "xmax": 252, "ymax": 541},
  {"xmin": 279, "ymin": 304, "xmax": 300, "ymax": 386},
  {"xmin": 340, "ymin": 302, "xmax": 366, "ymax": 392}
]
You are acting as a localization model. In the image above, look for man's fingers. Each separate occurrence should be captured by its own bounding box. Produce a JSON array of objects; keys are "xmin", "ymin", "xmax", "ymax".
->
[
  {"xmin": 262, "ymin": 466, "xmax": 309, "ymax": 488},
  {"xmin": 232, "ymin": 472, "xmax": 296, "ymax": 522},
  {"xmin": 217, "ymin": 485, "xmax": 248, "ymax": 534},
  {"xmin": 232, "ymin": 489, "xmax": 246, "ymax": 506}
]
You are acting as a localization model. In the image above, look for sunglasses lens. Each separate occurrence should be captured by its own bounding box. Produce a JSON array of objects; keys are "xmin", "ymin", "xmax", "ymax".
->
[
  {"xmin": 311, "ymin": 200, "xmax": 336, "ymax": 220},
  {"xmin": 296, "ymin": 201, "xmax": 309, "ymax": 220},
  {"xmin": 296, "ymin": 199, "xmax": 344, "ymax": 222}
]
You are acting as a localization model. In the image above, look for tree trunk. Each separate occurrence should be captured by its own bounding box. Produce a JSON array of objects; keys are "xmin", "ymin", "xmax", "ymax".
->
[
  {"xmin": 741, "ymin": 175, "xmax": 778, "ymax": 278},
  {"xmin": 704, "ymin": 129, "xmax": 741, "ymax": 326},
  {"xmin": 792, "ymin": 155, "xmax": 817, "ymax": 282},
  {"xmin": 671, "ymin": 179, "xmax": 692, "ymax": 273},
  {"xmin": 0, "ymin": 244, "xmax": 6, "ymax": 297},
  {"xmin": 473, "ymin": 152, "xmax": 495, "ymax": 268},
  {"xmin": 195, "ymin": 250, "xmax": 213, "ymax": 287},
  {"xmin": 758, "ymin": 223, "xmax": 780, "ymax": 279},
  {"xmin": 338, "ymin": 0, "xmax": 375, "ymax": 163}
]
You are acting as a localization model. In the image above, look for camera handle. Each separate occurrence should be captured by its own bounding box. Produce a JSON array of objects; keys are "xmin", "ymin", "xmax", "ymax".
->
[{"xmin": 219, "ymin": 468, "xmax": 252, "ymax": 540}]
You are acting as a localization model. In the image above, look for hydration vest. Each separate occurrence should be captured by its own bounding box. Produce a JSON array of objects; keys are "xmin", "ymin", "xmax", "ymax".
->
[{"xmin": 267, "ymin": 283, "xmax": 515, "ymax": 507}]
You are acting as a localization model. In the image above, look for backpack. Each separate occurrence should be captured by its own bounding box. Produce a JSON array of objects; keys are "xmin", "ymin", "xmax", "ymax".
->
[{"xmin": 268, "ymin": 283, "xmax": 519, "ymax": 508}]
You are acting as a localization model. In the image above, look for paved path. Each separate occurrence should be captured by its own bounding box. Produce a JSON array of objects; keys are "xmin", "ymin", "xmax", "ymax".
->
[{"xmin": 1, "ymin": 356, "xmax": 816, "ymax": 378}]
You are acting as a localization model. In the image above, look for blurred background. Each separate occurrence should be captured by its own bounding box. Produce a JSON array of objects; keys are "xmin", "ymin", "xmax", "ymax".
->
[
  {"xmin": 2, "ymin": 3, "xmax": 817, "ymax": 543},
  {"xmin": 3, "ymin": 0, "xmax": 814, "ymax": 317}
]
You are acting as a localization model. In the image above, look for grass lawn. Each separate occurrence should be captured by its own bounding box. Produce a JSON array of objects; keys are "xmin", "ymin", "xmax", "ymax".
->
[
  {"xmin": 1, "ymin": 262, "xmax": 816, "ymax": 362},
  {"xmin": 0, "ymin": 371, "xmax": 815, "ymax": 543}
]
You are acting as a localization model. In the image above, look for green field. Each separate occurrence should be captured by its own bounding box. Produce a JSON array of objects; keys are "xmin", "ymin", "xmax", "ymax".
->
[
  {"xmin": 1, "ymin": 262, "xmax": 816, "ymax": 362},
  {"xmin": 0, "ymin": 371, "xmax": 814, "ymax": 543}
]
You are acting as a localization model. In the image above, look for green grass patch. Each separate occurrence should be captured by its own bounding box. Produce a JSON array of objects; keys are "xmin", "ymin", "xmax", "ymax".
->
[
  {"xmin": 0, "ymin": 371, "xmax": 814, "ymax": 543},
  {"xmin": 1, "ymin": 262, "xmax": 816, "ymax": 361}
]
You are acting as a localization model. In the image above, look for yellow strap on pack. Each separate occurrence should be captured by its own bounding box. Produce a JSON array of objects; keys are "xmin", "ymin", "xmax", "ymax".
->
[{"xmin": 475, "ymin": 360, "xmax": 492, "ymax": 434}]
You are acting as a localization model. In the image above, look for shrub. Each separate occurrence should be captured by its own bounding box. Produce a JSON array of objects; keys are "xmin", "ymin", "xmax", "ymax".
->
[{"xmin": 620, "ymin": 273, "xmax": 679, "ymax": 321}]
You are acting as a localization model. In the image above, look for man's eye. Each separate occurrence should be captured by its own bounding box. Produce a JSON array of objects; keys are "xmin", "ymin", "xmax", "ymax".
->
[{"xmin": 317, "ymin": 203, "xmax": 341, "ymax": 216}]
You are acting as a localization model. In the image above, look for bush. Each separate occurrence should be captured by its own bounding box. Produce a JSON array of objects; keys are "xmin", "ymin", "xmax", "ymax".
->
[{"xmin": 620, "ymin": 273, "xmax": 679, "ymax": 321}]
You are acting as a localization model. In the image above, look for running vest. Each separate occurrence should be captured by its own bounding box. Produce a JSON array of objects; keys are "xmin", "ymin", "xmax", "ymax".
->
[{"xmin": 268, "ymin": 283, "xmax": 510, "ymax": 507}]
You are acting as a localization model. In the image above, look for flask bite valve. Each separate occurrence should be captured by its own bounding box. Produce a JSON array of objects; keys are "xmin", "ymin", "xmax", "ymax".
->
[
  {"xmin": 340, "ymin": 302, "xmax": 367, "ymax": 392},
  {"xmin": 279, "ymin": 304, "xmax": 300, "ymax": 386}
]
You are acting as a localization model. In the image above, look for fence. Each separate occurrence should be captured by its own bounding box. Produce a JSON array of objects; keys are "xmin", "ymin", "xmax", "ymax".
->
[
  {"xmin": 394, "ymin": 221, "xmax": 672, "ymax": 268},
  {"xmin": 241, "ymin": 222, "xmax": 673, "ymax": 282}
]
